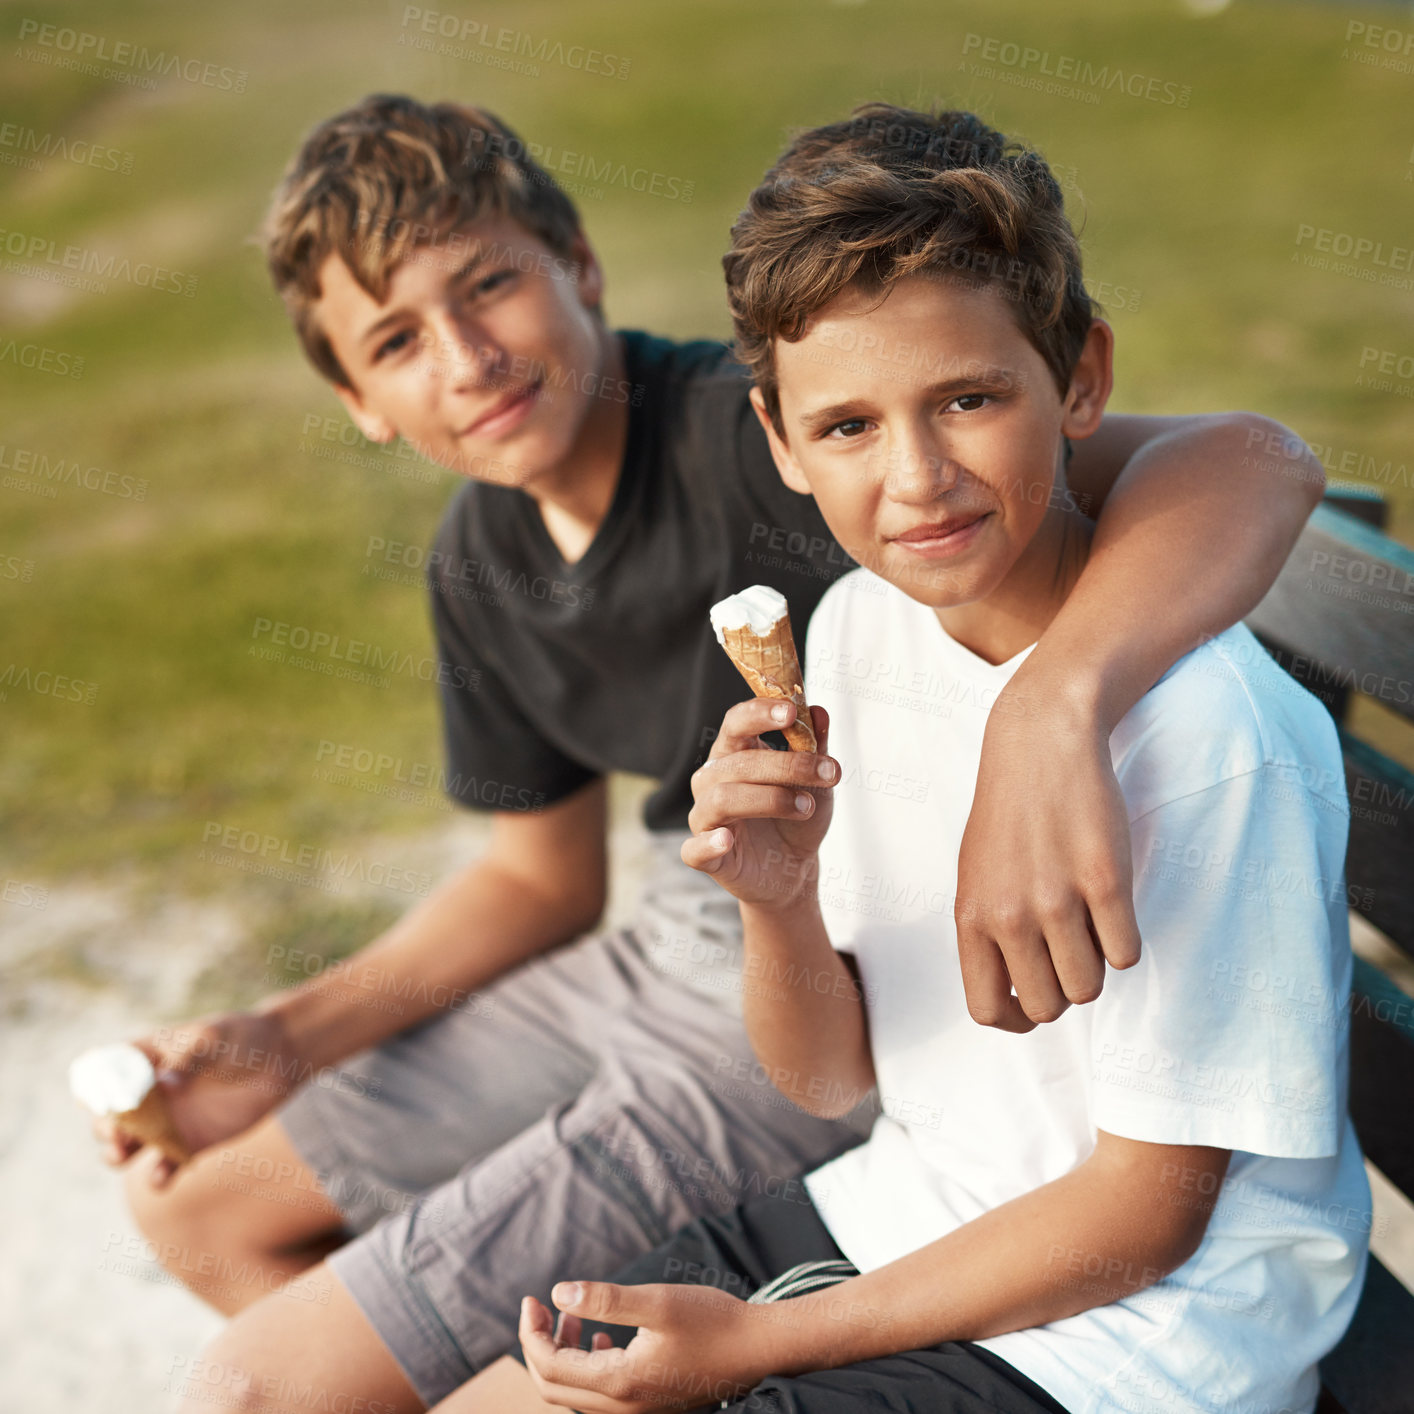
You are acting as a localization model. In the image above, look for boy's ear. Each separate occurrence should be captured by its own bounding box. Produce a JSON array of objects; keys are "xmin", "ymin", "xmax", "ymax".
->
[
  {"xmin": 331, "ymin": 381, "xmax": 398, "ymax": 445},
  {"xmin": 748, "ymin": 386, "xmax": 811, "ymax": 494},
  {"xmin": 567, "ymin": 230, "xmax": 604, "ymax": 311},
  {"xmin": 1060, "ymin": 318, "xmax": 1114, "ymax": 441}
]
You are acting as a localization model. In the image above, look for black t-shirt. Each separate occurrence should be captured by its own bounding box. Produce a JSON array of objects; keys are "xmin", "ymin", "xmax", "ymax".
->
[{"xmin": 429, "ymin": 329, "xmax": 857, "ymax": 832}]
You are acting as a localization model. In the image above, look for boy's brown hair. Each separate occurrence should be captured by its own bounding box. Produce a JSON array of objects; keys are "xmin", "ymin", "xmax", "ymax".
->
[
  {"xmin": 724, "ymin": 103, "xmax": 1096, "ymax": 432},
  {"xmin": 262, "ymin": 93, "xmax": 582, "ymax": 387}
]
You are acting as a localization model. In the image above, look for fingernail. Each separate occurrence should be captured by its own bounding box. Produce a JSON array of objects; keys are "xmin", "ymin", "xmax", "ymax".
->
[
  {"xmin": 795, "ymin": 793, "xmax": 812, "ymax": 813},
  {"xmin": 553, "ymin": 1282, "xmax": 582, "ymax": 1308},
  {"xmin": 771, "ymin": 703, "xmax": 790, "ymax": 723},
  {"xmin": 817, "ymin": 760, "xmax": 836, "ymax": 782},
  {"xmin": 714, "ymin": 828, "xmax": 731, "ymax": 849}
]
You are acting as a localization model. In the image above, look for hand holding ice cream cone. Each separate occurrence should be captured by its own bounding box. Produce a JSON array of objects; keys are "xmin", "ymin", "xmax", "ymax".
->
[
  {"xmin": 70, "ymin": 1043, "xmax": 192, "ymax": 1168},
  {"xmin": 709, "ymin": 585, "xmax": 816, "ymax": 752}
]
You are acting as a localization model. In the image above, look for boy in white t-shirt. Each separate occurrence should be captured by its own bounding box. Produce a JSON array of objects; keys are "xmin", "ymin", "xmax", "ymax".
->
[{"xmin": 511, "ymin": 105, "xmax": 1368, "ymax": 1414}]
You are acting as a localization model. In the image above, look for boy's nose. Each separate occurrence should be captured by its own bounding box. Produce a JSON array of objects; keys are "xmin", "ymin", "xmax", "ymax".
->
[
  {"xmin": 878, "ymin": 437, "xmax": 960, "ymax": 502},
  {"xmin": 424, "ymin": 311, "xmax": 502, "ymax": 388}
]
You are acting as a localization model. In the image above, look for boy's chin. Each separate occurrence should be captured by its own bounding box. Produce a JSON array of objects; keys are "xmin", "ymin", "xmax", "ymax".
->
[{"xmin": 870, "ymin": 555, "xmax": 988, "ymax": 607}]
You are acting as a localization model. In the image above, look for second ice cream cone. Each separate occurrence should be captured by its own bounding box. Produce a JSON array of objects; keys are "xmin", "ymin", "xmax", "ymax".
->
[{"xmin": 115, "ymin": 1084, "xmax": 191, "ymax": 1167}]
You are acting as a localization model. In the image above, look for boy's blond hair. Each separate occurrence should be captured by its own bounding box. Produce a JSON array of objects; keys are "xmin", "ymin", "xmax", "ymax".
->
[{"xmin": 262, "ymin": 93, "xmax": 582, "ymax": 386}]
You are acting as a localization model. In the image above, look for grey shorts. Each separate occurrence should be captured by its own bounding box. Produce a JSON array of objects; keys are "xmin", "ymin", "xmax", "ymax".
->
[{"xmin": 276, "ymin": 840, "xmax": 873, "ymax": 1406}]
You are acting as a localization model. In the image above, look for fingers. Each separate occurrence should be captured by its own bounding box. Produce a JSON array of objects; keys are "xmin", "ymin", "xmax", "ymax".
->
[
  {"xmin": 1043, "ymin": 908, "xmax": 1107, "ymax": 1006},
  {"xmin": 956, "ymin": 933, "xmax": 1037, "ymax": 1034},
  {"xmin": 519, "ymin": 1297, "xmax": 627, "ymax": 1411},
  {"xmin": 553, "ymin": 1280, "xmax": 662, "ymax": 1329},
  {"xmin": 689, "ymin": 742, "xmax": 836, "ymax": 831},
  {"xmin": 996, "ymin": 933, "xmax": 1071, "ymax": 1026},
  {"xmin": 1087, "ymin": 884, "xmax": 1143, "ymax": 972},
  {"xmin": 90, "ymin": 1113, "xmax": 145, "ymax": 1167},
  {"xmin": 147, "ymin": 1154, "xmax": 179, "ymax": 1189},
  {"xmin": 554, "ymin": 1310, "xmax": 583, "ymax": 1351},
  {"xmin": 707, "ymin": 698, "xmax": 807, "ymax": 761},
  {"xmin": 688, "ymin": 780, "xmax": 822, "ymax": 838},
  {"xmin": 681, "ymin": 827, "xmax": 733, "ymax": 875}
]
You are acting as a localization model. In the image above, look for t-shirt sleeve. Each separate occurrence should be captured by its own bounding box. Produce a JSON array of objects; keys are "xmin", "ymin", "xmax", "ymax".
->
[
  {"xmin": 430, "ymin": 581, "xmax": 598, "ymax": 813},
  {"xmin": 1087, "ymin": 766, "xmax": 1350, "ymax": 1159}
]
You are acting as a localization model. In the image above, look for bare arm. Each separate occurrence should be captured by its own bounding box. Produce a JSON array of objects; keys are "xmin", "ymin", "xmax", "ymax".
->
[
  {"xmin": 520, "ymin": 1131, "xmax": 1231, "ymax": 1410},
  {"xmin": 1042, "ymin": 411, "xmax": 1325, "ymax": 722},
  {"xmin": 957, "ymin": 413, "xmax": 1325, "ymax": 1032},
  {"xmin": 681, "ymin": 698, "xmax": 871, "ymax": 1116},
  {"xmin": 738, "ymin": 895, "xmax": 874, "ymax": 1119},
  {"xmin": 260, "ymin": 775, "xmax": 609, "ymax": 1068},
  {"xmin": 104, "ymin": 778, "xmax": 607, "ymax": 1179},
  {"xmin": 763, "ymin": 1132, "xmax": 1231, "ymax": 1366}
]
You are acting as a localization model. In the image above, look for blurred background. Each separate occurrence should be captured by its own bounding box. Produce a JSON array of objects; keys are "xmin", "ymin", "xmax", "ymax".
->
[{"xmin": 1, "ymin": 0, "xmax": 1411, "ymax": 1405}]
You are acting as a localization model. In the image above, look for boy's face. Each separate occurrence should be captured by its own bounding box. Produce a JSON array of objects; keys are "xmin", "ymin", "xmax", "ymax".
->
[
  {"xmin": 312, "ymin": 213, "xmax": 608, "ymax": 487},
  {"xmin": 753, "ymin": 274, "xmax": 1111, "ymax": 612}
]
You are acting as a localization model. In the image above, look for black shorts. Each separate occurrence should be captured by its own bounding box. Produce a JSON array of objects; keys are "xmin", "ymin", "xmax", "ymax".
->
[{"xmin": 516, "ymin": 1189, "xmax": 1070, "ymax": 1413}]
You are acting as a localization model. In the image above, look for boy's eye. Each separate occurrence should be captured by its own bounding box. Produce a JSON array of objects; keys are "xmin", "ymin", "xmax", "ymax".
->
[
  {"xmin": 824, "ymin": 417, "xmax": 872, "ymax": 439},
  {"xmin": 470, "ymin": 268, "xmax": 516, "ymax": 297},
  {"xmin": 374, "ymin": 329, "xmax": 415, "ymax": 361},
  {"xmin": 947, "ymin": 393, "xmax": 991, "ymax": 412}
]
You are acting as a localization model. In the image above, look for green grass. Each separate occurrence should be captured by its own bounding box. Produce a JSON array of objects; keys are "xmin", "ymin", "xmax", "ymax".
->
[{"xmin": 2, "ymin": 0, "xmax": 1411, "ymax": 884}]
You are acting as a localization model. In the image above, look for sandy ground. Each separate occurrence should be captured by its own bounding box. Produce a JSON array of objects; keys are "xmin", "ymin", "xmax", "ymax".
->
[
  {"xmin": 0, "ymin": 805, "xmax": 655, "ymax": 1412},
  {"xmin": 2, "ymin": 814, "xmax": 1410, "ymax": 1411}
]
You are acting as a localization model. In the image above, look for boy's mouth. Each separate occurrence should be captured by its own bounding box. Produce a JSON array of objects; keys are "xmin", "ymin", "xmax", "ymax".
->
[
  {"xmin": 887, "ymin": 513, "xmax": 990, "ymax": 557},
  {"xmin": 460, "ymin": 378, "xmax": 543, "ymax": 439}
]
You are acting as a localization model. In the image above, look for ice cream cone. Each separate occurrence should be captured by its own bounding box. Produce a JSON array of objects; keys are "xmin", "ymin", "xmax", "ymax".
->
[
  {"xmin": 70, "ymin": 1042, "xmax": 192, "ymax": 1169},
  {"xmin": 712, "ymin": 587, "xmax": 817, "ymax": 752},
  {"xmin": 115, "ymin": 1084, "xmax": 191, "ymax": 1167}
]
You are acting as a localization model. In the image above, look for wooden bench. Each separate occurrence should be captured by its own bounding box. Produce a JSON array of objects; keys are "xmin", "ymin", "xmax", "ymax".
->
[{"xmin": 1244, "ymin": 485, "xmax": 1414, "ymax": 1414}]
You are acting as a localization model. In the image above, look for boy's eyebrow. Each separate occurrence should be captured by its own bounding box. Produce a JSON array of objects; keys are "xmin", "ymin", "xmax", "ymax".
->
[
  {"xmin": 795, "ymin": 370, "xmax": 1017, "ymax": 432},
  {"xmin": 357, "ymin": 253, "xmax": 491, "ymax": 348}
]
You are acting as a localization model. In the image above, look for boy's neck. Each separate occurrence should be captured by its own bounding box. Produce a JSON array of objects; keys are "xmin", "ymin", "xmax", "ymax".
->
[
  {"xmin": 932, "ymin": 490, "xmax": 1094, "ymax": 666},
  {"xmin": 526, "ymin": 328, "xmax": 629, "ymax": 565}
]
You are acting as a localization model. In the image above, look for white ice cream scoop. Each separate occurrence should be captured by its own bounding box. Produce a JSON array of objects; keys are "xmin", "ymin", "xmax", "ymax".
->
[
  {"xmin": 68, "ymin": 1043, "xmax": 156, "ymax": 1115},
  {"xmin": 709, "ymin": 584, "xmax": 787, "ymax": 645}
]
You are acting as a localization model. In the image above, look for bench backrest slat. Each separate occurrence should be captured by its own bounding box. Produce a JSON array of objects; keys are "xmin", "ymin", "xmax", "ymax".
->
[{"xmin": 1247, "ymin": 504, "xmax": 1414, "ymax": 726}]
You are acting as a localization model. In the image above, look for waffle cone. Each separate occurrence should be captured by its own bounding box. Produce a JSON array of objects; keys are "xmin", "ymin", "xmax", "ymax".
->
[
  {"xmin": 115, "ymin": 1084, "xmax": 191, "ymax": 1167},
  {"xmin": 720, "ymin": 617, "xmax": 817, "ymax": 752}
]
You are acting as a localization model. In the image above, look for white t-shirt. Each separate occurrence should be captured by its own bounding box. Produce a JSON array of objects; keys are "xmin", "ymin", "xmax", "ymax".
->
[{"xmin": 802, "ymin": 569, "xmax": 1369, "ymax": 1414}]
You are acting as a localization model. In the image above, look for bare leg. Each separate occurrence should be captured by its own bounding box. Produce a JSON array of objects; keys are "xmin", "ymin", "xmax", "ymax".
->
[
  {"xmin": 170, "ymin": 1265, "xmax": 423, "ymax": 1413},
  {"xmin": 427, "ymin": 1357, "xmax": 562, "ymax": 1413},
  {"xmin": 125, "ymin": 1112, "xmax": 347, "ymax": 1315}
]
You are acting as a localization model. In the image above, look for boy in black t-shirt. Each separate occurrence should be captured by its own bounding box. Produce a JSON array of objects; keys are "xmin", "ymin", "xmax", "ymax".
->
[{"xmin": 101, "ymin": 96, "xmax": 1327, "ymax": 1413}]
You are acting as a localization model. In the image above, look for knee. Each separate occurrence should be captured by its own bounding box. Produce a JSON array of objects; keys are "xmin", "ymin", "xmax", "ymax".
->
[
  {"xmin": 168, "ymin": 1332, "xmax": 268, "ymax": 1413},
  {"xmin": 123, "ymin": 1150, "xmax": 235, "ymax": 1260}
]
